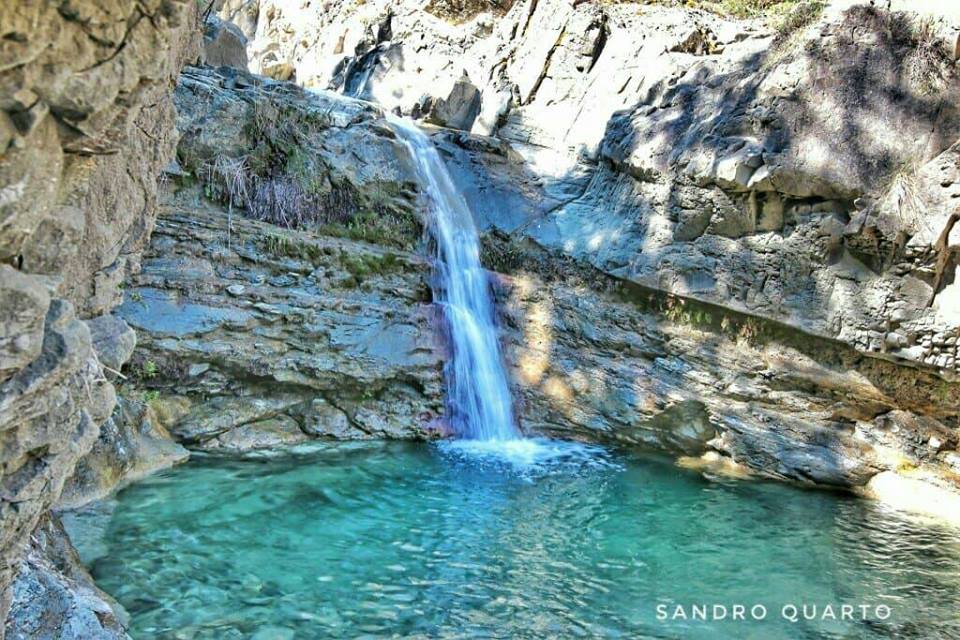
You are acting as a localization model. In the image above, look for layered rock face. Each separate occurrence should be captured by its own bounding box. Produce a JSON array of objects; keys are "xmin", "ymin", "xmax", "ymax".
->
[
  {"xmin": 117, "ymin": 66, "xmax": 445, "ymax": 451},
  {"xmin": 231, "ymin": 0, "xmax": 960, "ymax": 379},
  {"xmin": 485, "ymin": 236, "xmax": 960, "ymax": 505},
  {"xmin": 0, "ymin": 1, "xmax": 199, "ymax": 633},
  {"xmin": 120, "ymin": 194, "xmax": 445, "ymax": 448}
]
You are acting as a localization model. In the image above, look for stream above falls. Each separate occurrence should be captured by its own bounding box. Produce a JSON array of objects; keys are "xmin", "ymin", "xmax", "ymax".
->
[{"xmin": 69, "ymin": 441, "xmax": 960, "ymax": 640}]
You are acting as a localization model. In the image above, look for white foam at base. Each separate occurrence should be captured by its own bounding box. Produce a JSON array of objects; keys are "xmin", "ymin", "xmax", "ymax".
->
[{"xmin": 436, "ymin": 437, "xmax": 617, "ymax": 474}]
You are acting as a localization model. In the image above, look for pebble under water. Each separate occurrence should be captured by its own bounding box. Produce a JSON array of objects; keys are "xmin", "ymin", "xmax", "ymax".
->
[{"xmin": 73, "ymin": 441, "xmax": 960, "ymax": 639}]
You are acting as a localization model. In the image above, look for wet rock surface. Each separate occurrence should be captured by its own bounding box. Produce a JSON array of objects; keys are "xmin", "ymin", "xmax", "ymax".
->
[{"xmin": 101, "ymin": 65, "xmax": 447, "ymax": 450}]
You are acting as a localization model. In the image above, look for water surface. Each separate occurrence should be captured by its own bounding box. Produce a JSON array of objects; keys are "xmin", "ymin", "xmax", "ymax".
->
[{"xmin": 79, "ymin": 442, "xmax": 960, "ymax": 639}]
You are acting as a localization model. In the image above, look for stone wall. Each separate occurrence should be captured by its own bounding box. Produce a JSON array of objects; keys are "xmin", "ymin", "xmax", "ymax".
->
[{"xmin": 0, "ymin": 1, "xmax": 199, "ymax": 632}]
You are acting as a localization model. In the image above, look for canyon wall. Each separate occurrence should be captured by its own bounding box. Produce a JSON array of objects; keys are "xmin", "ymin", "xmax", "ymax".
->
[
  {"xmin": 230, "ymin": 0, "xmax": 960, "ymax": 379},
  {"xmin": 0, "ymin": 1, "xmax": 199, "ymax": 635},
  {"xmin": 117, "ymin": 57, "xmax": 959, "ymax": 526},
  {"xmin": 184, "ymin": 0, "xmax": 960, "ymax": 510}
]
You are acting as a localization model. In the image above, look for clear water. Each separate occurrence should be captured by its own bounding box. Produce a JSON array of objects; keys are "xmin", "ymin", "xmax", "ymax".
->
[
  {"xmin": 389, "ymin": 116, "xmax": 517, "ymax": 440},
  {"xmin": 80, "ymin": 442, "xmax": 960, "ymax": 640}
]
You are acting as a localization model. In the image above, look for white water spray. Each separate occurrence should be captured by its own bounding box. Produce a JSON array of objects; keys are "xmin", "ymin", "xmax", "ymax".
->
[{"xmin": 388, "ymin": 116, "xmax": 518, "ymax": 441}]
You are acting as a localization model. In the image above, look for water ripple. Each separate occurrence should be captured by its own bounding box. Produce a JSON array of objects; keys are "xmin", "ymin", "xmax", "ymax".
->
[{"xmin": 75, "ymin": 441, "xmax": 960, "ymax": 640}]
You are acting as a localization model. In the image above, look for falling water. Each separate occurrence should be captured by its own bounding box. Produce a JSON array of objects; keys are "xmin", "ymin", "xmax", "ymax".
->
[{"xmin": 388, "ymin": 116, "xmax": 518, "ymax": 441}]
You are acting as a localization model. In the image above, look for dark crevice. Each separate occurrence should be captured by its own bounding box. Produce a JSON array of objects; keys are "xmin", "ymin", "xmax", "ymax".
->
[{"xmin": 525, "ymin": 24, "xmax": 566, "ymax": 104}]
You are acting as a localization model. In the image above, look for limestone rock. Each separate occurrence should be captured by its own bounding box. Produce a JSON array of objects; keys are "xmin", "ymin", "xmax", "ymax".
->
[
  {"xmin": 424, "ymin": 73, "xmax": 482, "ymax": 131},
  {"xmin": 58, "ymin": 396, "xmax": 190, "ymax": 509},
  {"xmin": 203, "ymin": 15, "xmax": 249, "ymax": 71},
  {"xmin": 237, "ymin": 0, "xmax": 960, "ymax": 377},
  {"xmin": 203, "ymin": 415, "xmax": 309, "ymax": 451},
  {"xmin": 85, "ymin": 316, "xmax": 136, "ymax": 373},
  {"xmin": 117, "ymin": 191, "xmax": 445, "ymax": 450},
  {"xmin": 0, "ymin": 266, "xmax": 49, "ymax": 381},
  {"xmin": 491, "ymin": 242, "xmax": 959, "ymax": 491}
]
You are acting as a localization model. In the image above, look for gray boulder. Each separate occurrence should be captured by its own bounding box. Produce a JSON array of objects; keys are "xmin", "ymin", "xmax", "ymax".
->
[
  {"xmin": 6, "ymin": 516, "xmax": 129, "ymax": 640},
  {"xmin": 424, "ymin": 73, "xmax": 482, "ymax": 131},
  {"xmin": 84, "ymin": 316, "xmax": 136, "ymax": 373},
  {"xmin": 203, "ymin": 15, "xmax": 249, "ymax": 71}
]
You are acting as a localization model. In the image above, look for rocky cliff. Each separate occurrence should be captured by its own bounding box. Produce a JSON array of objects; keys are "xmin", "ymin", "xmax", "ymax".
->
[
  {"xmin": 228, "ymin": 0, "xmax": 960, "ymax": 371},
  {"xmin": 106, "ymin": 60, "xmax": 958, "ymax": 529},
  {"xmin": 125, "ymin": 67, "xmax": 446, "ymax": 452},
  {"xmin": 194, "ymin": 0, "xmax": 960, "ymax": 509},
  {"xmin": 0, "ymin": 1, "xmax": 199, "ymax": 635}
]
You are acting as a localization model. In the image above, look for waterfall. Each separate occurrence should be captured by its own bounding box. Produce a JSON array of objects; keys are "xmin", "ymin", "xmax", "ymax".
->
[{"xmin": 388, "ymin": 116, "xmax": 518, "ymax": 441}]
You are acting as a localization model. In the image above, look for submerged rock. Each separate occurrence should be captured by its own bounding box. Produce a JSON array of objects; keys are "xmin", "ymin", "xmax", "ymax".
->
[
  {"xmin": 6, "ymin": 517, "xmax": 129, "ymax": 640},
  {"xmin": 203, "ymin": 416, "xmax": 309, "ymax": 451}
]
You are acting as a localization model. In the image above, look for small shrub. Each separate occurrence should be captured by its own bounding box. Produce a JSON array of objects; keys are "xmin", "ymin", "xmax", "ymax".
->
[
  {"xmin": 610, "ymin": 0, "xmax": 803, "ymax": 19},
  {"xmin": 717, "ymin": 0, "xmax": 793, "ymax": 19},
  {"xmin": 736, "ymin": 318, "xmax": 763, "ymax": 345},
  {"xmin": 186, "ymin": 93, "xmax": 423, "ymax": 248},
  {"xmin": 258, "ymin": 232, "xmax": 327, "ymax": 263},
  {"xmin": 142, "ymin": 360, "xmax": 158, "ymax": 379},
  {"xmin": 425, "ymin": 0, "xmax": 515, "ymax": 22},
  {"xmin": 773, "ymin": 0, "xmax": 824, "ymax": 38},
  {"xmin": 904, "ymin": 16, "xmax": 950, "ymax": 95}
]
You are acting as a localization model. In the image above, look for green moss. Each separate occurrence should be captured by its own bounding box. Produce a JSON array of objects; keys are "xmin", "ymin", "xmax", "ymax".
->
[
  {"xmin": 317, "ymin": 208, "xmax": 422, "ymax": 251},
  {"xmin": 259, "ymin": 232, "xmax": 327, "ymax": 263},
  {"xmin": 338, "ymin": 249, "xmax": 406, "ymax": 284}
]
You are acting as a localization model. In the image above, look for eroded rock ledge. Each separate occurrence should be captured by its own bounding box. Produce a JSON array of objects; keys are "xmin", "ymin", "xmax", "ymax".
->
[
  {"xmin": 485, "ymin": 233, "xmax": 960, "ymax": 505},
  {"xmin": 118, "ymin": 193, "xmax": 445, "ymax": 449}
]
